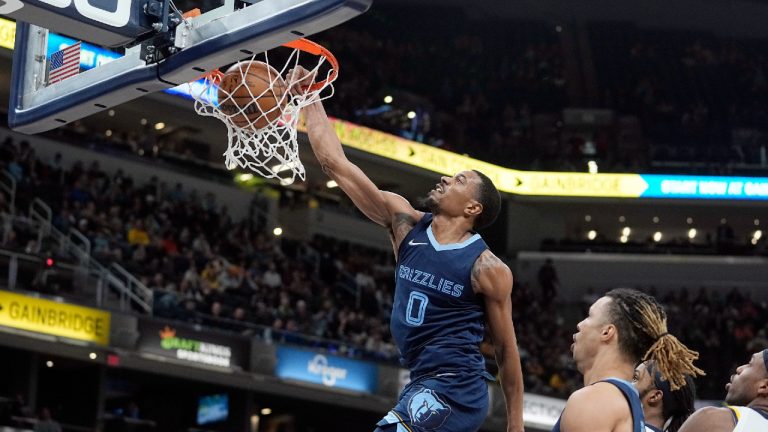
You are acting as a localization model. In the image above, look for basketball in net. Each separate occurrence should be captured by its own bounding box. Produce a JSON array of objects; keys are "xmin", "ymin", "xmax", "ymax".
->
[
  {"xmin": 217, "ymin": 61, "xmax": 288, "ymax": 130},
  {"xmin": 189, "ymin": 38, "xmax": 338, "ymax": 182}
]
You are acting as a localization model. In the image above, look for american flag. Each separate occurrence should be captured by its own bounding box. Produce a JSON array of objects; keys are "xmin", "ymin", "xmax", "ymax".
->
[{"xmin": 48, "ymin": 42, "xmax": 81, "ymax": 84}]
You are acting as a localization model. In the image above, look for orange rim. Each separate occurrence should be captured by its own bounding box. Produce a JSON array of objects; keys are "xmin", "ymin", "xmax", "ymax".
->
[
  {"xmin": 282, "ymin": 38, "xmax": 339, "ymax": 91},
  {"xmin": 190, "ymin": 38, "xmax": 337, "ymax": 91}
]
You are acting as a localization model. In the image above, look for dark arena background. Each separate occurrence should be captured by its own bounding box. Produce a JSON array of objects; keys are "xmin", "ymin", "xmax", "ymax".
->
[{"xmin": 0, "ymin": 0, "xmax": 767, "ymax": 430}]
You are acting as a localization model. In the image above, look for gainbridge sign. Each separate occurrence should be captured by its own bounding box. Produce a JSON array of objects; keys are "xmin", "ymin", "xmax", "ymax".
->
[
  {"xmin": 297, "ymin": 117, "xmax": 768, "ymax": 200},
  {"xmin": 0, "ymin": 290, "xmax": 110, "ymax": 345}
]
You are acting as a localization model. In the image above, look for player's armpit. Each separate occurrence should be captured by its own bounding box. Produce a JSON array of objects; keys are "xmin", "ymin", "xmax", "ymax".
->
[
  {"xmin": 559, "ymin": 385, "xmax": 626, "ymax": 432},
  {"xmin": 677, "ymin": 407, "xmax": 736, "ymax": 432},
  {"xmin": 385, "ymin": 192, "xmax": 423, "ymax": 244}
]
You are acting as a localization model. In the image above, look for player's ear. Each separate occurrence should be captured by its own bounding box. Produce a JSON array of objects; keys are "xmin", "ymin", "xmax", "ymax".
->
[
  {"xmin": 757, "ymin": 377, "xmax": 768, "ymax": 397},
  {"xmin": 601, "ymin": 324, "xmax": 617, "ymax": 342},
  {"xmin": 647, "ymin": 389, "xmax": 663, "ymax": 406},
  {"xmin": 465, "ymin": 200, "xmax": 483, "ymax": 218}
]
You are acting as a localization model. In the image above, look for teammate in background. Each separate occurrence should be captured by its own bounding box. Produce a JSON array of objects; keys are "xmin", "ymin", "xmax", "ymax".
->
[
  {"xmin": 633, "ymin": 360, "xmax": 696, "ymax": 432},
  {"xmin": 292, "ymin": 67, "xmax": 524, "ymax": 432},
  {"xmin": 554, "ymin": 288, "xmax": 704, "ymax": 432},
  {"xmin": 678, "ymin": 349, "xmax": 768, "ymax": 432}
]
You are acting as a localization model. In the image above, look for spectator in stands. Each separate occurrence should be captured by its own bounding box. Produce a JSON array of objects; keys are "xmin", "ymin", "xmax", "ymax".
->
[
  {"xmin": 33, "ymin": 407, "xmax": 61, "ymax": 432},
  {"xmin": 537, "ymin": 258, "xmax": 560, "ymax": 305}
]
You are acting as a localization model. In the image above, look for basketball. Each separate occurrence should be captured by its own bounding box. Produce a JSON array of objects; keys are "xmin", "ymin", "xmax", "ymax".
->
[{"xmin": 217, "ymin": 61, "xmax": 288, "ymax": 130}]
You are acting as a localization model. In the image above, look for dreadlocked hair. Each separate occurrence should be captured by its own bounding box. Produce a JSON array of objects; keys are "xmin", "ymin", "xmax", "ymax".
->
[{"xmin": 605, "ymin": 288, "xmax": 705, "ymax": 390}]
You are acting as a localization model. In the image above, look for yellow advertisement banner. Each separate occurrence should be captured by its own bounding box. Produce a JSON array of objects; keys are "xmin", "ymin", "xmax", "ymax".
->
[
  {"xmin": 299, "ymin": 117, "xmax": 646, "ymax": 198},
  {"xmin": 0, "ymin": 18, "xmax": 15, "ymax": 50},
  {"xmin": 0, "ymin": 291, "xmax": 110, "ymax": 345}
]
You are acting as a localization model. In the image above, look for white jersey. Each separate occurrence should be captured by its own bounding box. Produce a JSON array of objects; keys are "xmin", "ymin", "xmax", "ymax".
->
[{"xmin": 729, "ymin": 406, "xmax": 768, "ymax": 432}]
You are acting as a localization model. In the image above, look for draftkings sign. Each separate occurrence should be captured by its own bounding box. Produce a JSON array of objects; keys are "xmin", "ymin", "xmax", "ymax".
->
[
  {"xmin": 137, "ymin": 319, "xmax": 249, "ymax": 369},
  {"xmin": 0, "ymin": 290, "xmax": 110, "ymax": 345}
]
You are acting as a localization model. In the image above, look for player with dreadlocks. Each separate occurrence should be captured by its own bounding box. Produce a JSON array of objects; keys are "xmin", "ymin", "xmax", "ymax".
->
[
  {"xmin": 633, "ymin": 360, "xmax": 697, "ymax": 432},
  {"xmin": 553, "ymin": 288, "xmax": 705, "ymax": 432}
]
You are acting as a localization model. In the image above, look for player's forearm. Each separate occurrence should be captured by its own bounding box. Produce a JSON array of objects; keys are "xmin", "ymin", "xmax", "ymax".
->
[
  {"xmin": 304, "ymin": 102, "xmax": 348, "ymax": 171},
  {"xmin": 497, "ymin": 343, "xmax": 525, "ymax": 432}
]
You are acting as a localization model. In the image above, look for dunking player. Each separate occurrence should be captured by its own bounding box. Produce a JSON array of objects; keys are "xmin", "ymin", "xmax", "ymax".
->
[
  {"xmin": 633, "ymin": 360, "xmax": 696, "ymax": 432},
  {"xmin": 678, "ymin": 349, "xmax": 768, "ymax": 432},
  {"xmin": 292, "ymin": 67, "xmax": 524, "ymax": 432},
  {"xmin": 554, "ymin": 288, "xmax": 704, "ymax": 432}
]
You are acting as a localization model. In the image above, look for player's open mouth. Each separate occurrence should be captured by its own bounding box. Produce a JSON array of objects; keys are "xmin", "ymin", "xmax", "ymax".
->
[{"xmin": 433, "ymin": 184, "xmax": 443, "ymax": 194}]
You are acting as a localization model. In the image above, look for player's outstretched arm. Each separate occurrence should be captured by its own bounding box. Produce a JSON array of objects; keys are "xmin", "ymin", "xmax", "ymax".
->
[
  {"xmin": 472, "ymin": 251, "xmax": 524, "ymax": 432},
  {"xmin": 302, "ymin": 100, "xmax": 421, "ymax": 231},
  {"xmin": 677, "ymin": 407, "xmax": 735, "ymax": 432}
]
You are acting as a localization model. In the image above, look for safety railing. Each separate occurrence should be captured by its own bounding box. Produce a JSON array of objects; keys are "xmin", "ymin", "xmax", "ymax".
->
[
  {"xmin": 0, "ymin": 171, "xmax": 16, "ymax": 212},
  {"xmin": 3, "ymin": 202, "xmax": 154, "ymax": 314}
]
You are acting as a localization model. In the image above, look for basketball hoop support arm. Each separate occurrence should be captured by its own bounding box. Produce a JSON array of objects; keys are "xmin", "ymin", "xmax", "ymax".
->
[{"xmin": 8, "ymin": 0, "xmax": 371, "ymax": 134}]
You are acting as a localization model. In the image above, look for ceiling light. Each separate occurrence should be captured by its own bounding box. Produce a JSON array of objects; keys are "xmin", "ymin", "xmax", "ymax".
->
[
  {"xmin": 154, "ymin": 122, "xmax": 165, "ymax": 130},
  {"xmin": 587, "ymin": 230, "xmax": 597, "ymax": 240},
  {"xmin": 653, "ymin": 232, "xmax": 662, "ymax": 242},
  {"xmin": 383, "ymin": 95, "xmax": 393, "ymax": 104},
  {"xmin": 688, "ymin": 228, "xmax": 697, "ymax": 239},
  {"xmin": 587, "ymin": 160, "xmax": 598, "ymax": 174}
]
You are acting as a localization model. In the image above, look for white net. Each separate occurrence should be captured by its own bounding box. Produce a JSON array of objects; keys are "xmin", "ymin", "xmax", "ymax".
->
[{"xmin": 189, "ymin": 40, "xmax": 336, "ymax": 182}]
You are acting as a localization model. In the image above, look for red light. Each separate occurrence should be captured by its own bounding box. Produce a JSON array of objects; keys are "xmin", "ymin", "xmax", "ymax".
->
[
  {"xmin": 107, "ymin": 354, "xmax": 120, "ymax": 367},
  {"xmin": 45, "ymin": 258, "xmax": 54, "ymax": 267}
]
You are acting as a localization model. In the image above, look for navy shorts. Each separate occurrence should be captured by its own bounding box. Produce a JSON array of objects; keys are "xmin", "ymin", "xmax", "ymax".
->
[{"xmin": 375, "ymin": 372, "xmax": 489, "ymax": 432}]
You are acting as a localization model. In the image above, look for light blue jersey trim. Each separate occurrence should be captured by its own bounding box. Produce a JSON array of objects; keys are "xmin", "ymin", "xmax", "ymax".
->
[{"xmin": 426, "ymin": 224, "xmax": 482, "ymax": 251}]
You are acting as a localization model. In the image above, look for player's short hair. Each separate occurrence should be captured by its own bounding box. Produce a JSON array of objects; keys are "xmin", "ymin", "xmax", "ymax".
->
[
  {"xmin": 604, "ymin": 288, "xmax": 705, "ymax": 390},
  {"xmin": 472, "ymin": 170, "xmax": 501, "ymax": 230}
]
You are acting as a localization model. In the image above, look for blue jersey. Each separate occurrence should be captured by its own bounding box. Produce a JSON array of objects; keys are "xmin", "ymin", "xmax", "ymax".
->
[
  {"xmin": 552, "ymin": 378, "xmax": 645, "ymax": 432},
  {"xmin": 391, "ymin": 213, "xmax": 488, "ymax": 378}
]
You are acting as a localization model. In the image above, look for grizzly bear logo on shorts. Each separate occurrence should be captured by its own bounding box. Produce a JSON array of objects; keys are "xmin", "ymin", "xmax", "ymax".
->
[{"xmin": 407, "ymin": 387, "xmax": 452, "ymax": 430}]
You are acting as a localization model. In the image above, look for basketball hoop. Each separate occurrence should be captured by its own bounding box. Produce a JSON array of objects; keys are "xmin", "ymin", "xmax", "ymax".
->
[{"xmin": 189, "ymin": 38, "xmax": 338, "ymax": 182}]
